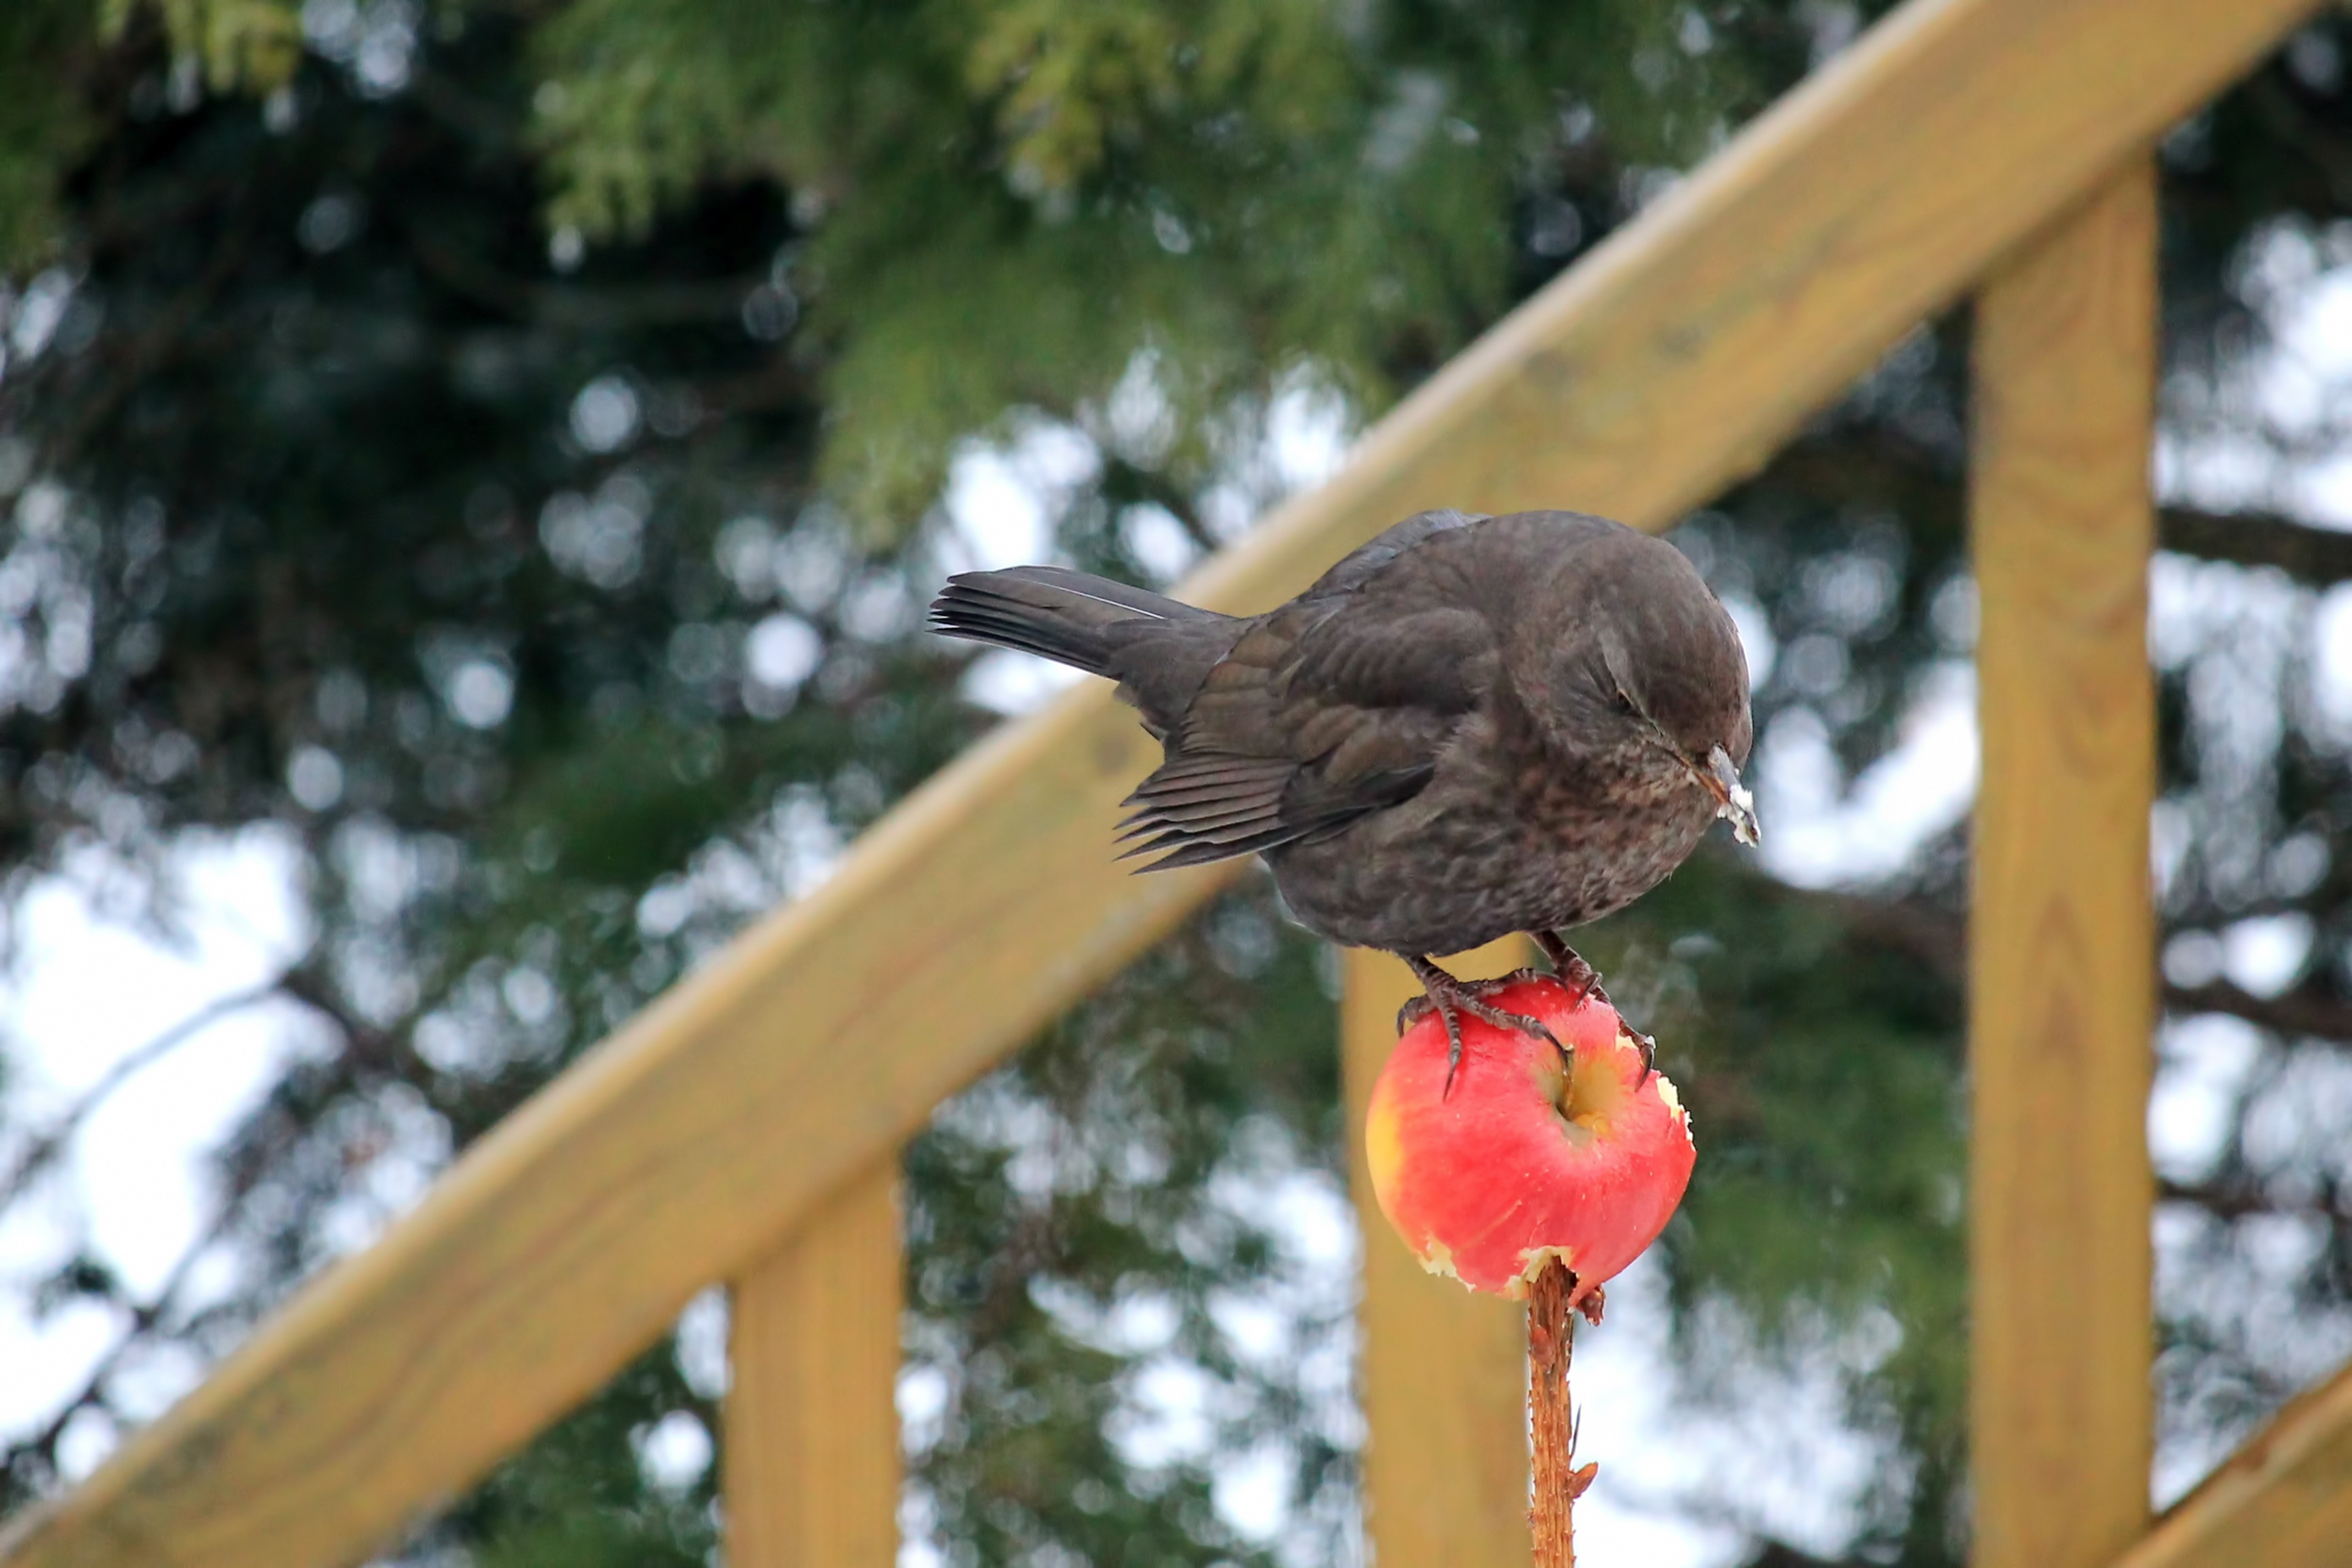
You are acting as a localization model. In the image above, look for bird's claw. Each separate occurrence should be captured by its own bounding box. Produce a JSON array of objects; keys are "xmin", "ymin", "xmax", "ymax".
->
[
  {"xmin": 1396, "ymin": 992, "xmax": 1473, "ymax": 1097},
  {"xmin": 1537, "ymin": 933, "xmax": 1661, "ymax": 1082},
  {"xmin": 1624, "ymin": 1023, "xmax": 1658, "ymax": 1084},
  {"xmin": 1401, "ymin": 960, "xmax": 1568, "ymax": 1098},
  {"xmin": 1534, "ymin": 932, "xmax": 1608, "ymax": 1008}
]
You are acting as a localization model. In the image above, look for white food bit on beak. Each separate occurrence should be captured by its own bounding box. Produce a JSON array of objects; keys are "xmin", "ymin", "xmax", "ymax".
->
[
  {"xmin": 1704, "ymin": 743, "xmax": 1760, "ymax": 847},
  {"xmin": 1717, "ymin": 776, "xmax": 1758, "ymax": 846}
]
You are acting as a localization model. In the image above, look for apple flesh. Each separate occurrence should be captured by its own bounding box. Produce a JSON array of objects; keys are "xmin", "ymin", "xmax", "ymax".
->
[{"xmin": 1364, "ymin": 974, "xmax": 1695, "ymax": 1300}]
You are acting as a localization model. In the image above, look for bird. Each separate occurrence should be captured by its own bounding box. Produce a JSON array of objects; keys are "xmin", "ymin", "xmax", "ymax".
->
[{"xmin": 928, "ymin": 507, "xmax": 1757, "ymax": 1087}]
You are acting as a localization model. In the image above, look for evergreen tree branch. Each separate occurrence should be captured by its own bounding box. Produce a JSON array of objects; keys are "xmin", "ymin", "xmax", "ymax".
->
[
  {"xmin": 2163, "ymin": 978, "xmax": 2352, "ymax": 1044},
  {"xmin": 405, "ymin": 230, "xmax": 770, "ymax": 332},
  {"xmin": 1099, "ymin": 455, "xmax": 1219, "ymax": 561},
  {"xmin": 2157, "ymin": 506, "xmax": 2352, "ymax": 587},
  {"xmin": 1765, "ymin": 426, "xmax": 2352, "ymax": 586},
  {"xmin": 2159, "ymin": 1174, "xmax": 2352, "ymax": 1226},
  {"xmin": 1804, "ymin": 885, "xmax": 2352, "ymax": 1045}
]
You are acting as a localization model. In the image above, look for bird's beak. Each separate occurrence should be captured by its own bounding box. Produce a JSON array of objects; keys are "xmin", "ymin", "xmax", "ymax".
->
[{"xmin": 1695, "ymin": 744, "xmax": 1760, "ymax": 847}]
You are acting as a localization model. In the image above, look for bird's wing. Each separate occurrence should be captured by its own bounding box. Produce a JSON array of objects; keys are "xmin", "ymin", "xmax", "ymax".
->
[
  {"xmin": 1297, "ymin": 507, "xmax": 1487, "ymax": 600},
  {"xmin": 1115, "ymin": 721, "xmax": 1450, "ymax": 868},
  {"xmin": 1118, "ymin": 521, "xmax": 1506, "ymax": 869},
  {"xmin": 1270, "ymin": 507, "xmax": 1625, "ymax": 721}
]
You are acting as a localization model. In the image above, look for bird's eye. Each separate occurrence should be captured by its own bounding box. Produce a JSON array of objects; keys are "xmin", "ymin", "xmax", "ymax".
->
[{"xmin": 1611, "ymin": 688, "xmax": 1638, "ymax": 716}]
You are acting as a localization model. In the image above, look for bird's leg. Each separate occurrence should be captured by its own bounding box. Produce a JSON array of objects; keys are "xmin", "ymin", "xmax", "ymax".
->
[
  {"xmin": 1533, "ymin": 932, "xmax": 1606, "ymax": 1007},
  {"xmin": 1534, "ymin": 932, "xmax": 1657, "ymax": 1082},
  {"xmin": 1397, "ymin": 954, "xmax": 1566, "ymax": 1097}
]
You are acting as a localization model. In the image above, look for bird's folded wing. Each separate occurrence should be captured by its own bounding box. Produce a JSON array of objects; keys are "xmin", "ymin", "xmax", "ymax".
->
[
  {"xmin": 1115, "ymin": 754, "xmax": 1313, "ymax": 867},
  {"xmin": 1115, "ymin": 736, "xmax": 1439, "ymax": 869},
  {"xmin": 1119, "ymin": 537, "xmax": 1501, "ymax": 869},
  {"xmin": 1296, "ymin": 506, "xmax": 1486, "ymax": 599}
]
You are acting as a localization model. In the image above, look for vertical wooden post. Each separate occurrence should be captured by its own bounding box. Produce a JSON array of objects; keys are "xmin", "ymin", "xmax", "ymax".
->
[
  {"xmin": 1344, "ymin": 938, "xmax": 1536, "ymax": 1568},
  {"xmin": 1969, "ymin": 160, "xmax": 2157, "ymax": 1568},
  {"xmin": 725, "ymin": 1156, "xmax": 904, "ymax": 1567}
]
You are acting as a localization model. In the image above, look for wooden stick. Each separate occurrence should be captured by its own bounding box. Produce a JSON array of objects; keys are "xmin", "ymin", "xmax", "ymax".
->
[{"xmin": 1528, "ymin": 1259, "xmax": 1600, "ymax": 1567}]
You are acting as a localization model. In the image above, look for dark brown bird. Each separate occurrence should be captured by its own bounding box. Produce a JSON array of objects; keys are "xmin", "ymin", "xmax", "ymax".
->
[{"xmin": 929, "ymin": 508, "xmax": 1757, "ymax": 1082}]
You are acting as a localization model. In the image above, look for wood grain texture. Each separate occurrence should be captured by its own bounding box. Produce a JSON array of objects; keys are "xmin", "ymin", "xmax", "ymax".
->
[
  {"xmin": 1343, "ymin": 940, "xmax": 1535, "ymax": 1568},
  {"xmin": 726, "ymin": 1159, "xmax": 902, "ymax": 1568},
  {"xmin": 1968, "ymin": 163, "xmax": 2158, "ymax": 1568},
  {"xmin": 0, "ymin": 4, "xmax": 2315, "ymax": 1566},
  {"xmin": 2112, "ymin": 1359, "xmax": 2352, "ymax": 1568}
]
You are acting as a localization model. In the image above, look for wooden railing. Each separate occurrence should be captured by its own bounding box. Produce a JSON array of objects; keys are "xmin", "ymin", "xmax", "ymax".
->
[{"xmin": 0, "ymin": 1, "xmax": 2338, "ymax": 1565}]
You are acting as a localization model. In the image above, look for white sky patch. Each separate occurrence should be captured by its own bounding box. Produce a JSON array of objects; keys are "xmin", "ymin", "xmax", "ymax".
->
[
  {"xmin": 0, "ymin": 827, "xmax": 311, "ymax": 1445},
  {"xmin": 2310, "ymin": 583, "xmax": 2352, "ymax": 738},
  {"xmin": 1212, "ymin": 1438, "xmax": 1294, "ymax": 1543},
  {"xmin": 1197, "ymin": 377, "xmax": 1353, "ymax": 542},
  {"xmin": 1111, "ymin": 1354, "xmax": 1219, "ymax": 1470},
  {"xmin": 944, "ymin": 379, "xmax": 1353, "ymax": 718},
  {"xmin": 1101, "ymin": 351, "xmax": 1179, "ymax": 468},
  {"xmin": 1265, "ymin": 379, "xmax": 1351, "ymax": 496},
  {"xmin": 2252, "ymin": 250, "xmax": 2352, "ymax": 526},
  {"xmin": 938, "ymin": 424, "xmax": 1102, "ymax": 716},
  {"xmin": 2220, "ymin": 912, "xmax": 2315, "ymax": 999},
  {"xmin": 2150, "ymin": 1015, "xmax": 2266, "ymax": 1185},
  {"xmin": 937, "ymin": 423, "xmax": 1099, "ymax": 577},
  {"xmin": 1720, "ymin": 592, "xmax": 1777, "ymax": 689},
  {"xmin": 1560, "ymin": 1250, "xmax": 1898, "ymax": 1566},
  {"xmin": 1119, "ymin": 503, "xmax": 1201, "ymax": 582},
  {"xmin": 1756, "ymin": 662, "xmax": 1978, "ymax": 888},
  {"xmin": 956, "ymin": 647, "xmax": 1086, "ymax": 716},
  {"xmin": 632, "ymin": 1408, "xmax": 713, "ymax": 1494},
  {"xmin": 2162, "ymin": 222, "xmax": 2352, "ymax": 531},
  {"xmin": 2157, "ymin": 426, "xmax": 2286, "ymax": 529}
]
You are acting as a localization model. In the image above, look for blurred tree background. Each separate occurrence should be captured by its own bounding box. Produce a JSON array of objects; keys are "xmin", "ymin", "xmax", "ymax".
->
[{"xmin": 1, "ymin": 1, "xmax": 2349, "ymax": 1564}]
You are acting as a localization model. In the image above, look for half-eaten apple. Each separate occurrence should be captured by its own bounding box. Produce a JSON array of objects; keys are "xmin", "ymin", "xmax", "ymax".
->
[{"xmin": 1364, "ymin": 973, "xmax": 1695, "ymax": 1301}]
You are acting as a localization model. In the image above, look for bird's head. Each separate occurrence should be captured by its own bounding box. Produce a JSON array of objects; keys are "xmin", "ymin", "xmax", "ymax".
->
[{"xmin": 1511, "ymin": 531, "xmax": 1758, "ymax": 845}]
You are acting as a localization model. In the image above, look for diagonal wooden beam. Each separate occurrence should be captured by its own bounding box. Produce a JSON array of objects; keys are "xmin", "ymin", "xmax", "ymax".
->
[
  {"xmin": 0, "ymin": 2, "xmax": 2315, "ymax": 1565},
  {"xmin": 2111, "ymin": 1359, "xmax": 2352, "ymax": 1568}
]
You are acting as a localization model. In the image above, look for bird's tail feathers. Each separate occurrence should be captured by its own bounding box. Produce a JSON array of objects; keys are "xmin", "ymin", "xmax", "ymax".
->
[{"xmin": 928, "ymin": 565, "xmax": 1208, "ymax": 677}]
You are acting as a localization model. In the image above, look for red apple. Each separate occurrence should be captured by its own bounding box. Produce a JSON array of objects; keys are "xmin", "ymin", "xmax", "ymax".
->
[{"xmin": 1364, "ymin": 974, "xmax": 1695, "ymax": 1300}]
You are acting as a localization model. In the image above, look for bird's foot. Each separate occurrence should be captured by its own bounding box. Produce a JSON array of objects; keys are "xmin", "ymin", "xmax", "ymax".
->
[
  {"xmin": 1534, "ymin": 932, "xmax": 1657, "ymax": 1084},
  {"xmin": 1623, "ymin": 1022, "xmax": 1657, "ymax": 1082},
  {"xmin": 1533, "ymin": 932, "xmax": 1607, "ymax": 1008},
  {"xmin": 1398, "ymin": 955, "xmax": 1566, "ymax": 1097}
]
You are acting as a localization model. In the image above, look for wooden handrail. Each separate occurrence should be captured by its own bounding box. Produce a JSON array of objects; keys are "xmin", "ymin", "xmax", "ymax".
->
[
  {"xmin": 2113, "ymin": 1359, "xmax": 2352, "ymax": 1568},
  {"xmin": 0, "ymin": 2, "xmax": 2316, "ymax": 1566}
]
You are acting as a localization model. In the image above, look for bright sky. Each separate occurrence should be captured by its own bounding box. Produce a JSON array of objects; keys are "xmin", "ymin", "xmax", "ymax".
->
[
  {"xmin": 0, "ymin": 830, "xmax": 313, "ymax": 1474},
  {"xmin": 7, "ymin": 224, "xmax": 2352, "ymax": 1561}
]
